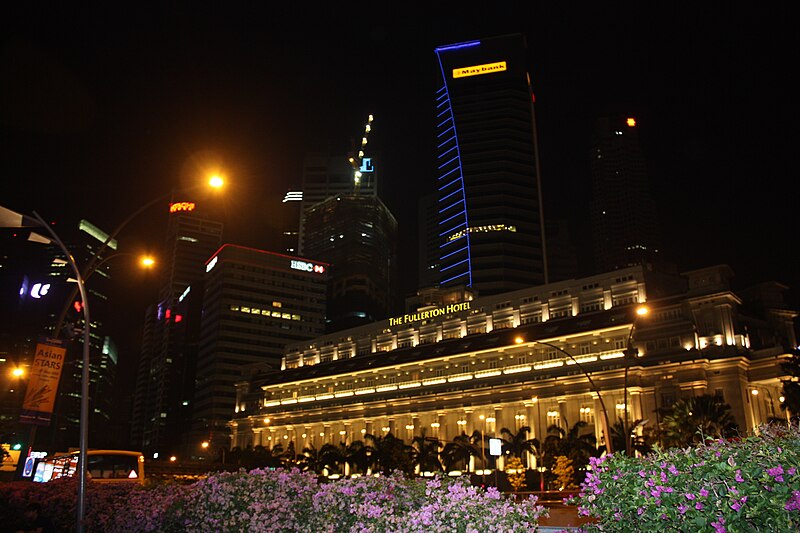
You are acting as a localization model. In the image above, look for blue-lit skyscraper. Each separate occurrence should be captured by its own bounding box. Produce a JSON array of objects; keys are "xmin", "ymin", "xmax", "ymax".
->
[{"xmin": 433, "ymin": 34, "xmax": 547, "ymax": 295}]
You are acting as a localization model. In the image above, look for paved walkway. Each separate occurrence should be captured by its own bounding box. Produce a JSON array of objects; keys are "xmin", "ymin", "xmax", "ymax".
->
[{"xmin": 537, "ymin": 504, "xmax": 594, "ymax": 532}]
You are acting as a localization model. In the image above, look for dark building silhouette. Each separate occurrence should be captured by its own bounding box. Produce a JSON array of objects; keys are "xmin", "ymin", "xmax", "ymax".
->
[
  {"xmin": 417, "ymin": 192, "xmax": 440, "ymax": 290},
  {"xmin": 589, "ymin": 115, "xmax": 661, "ymax": 272},
  {"xmin": 131, "ymin": 203, "xmax": 223, "ymax": 457},
  {"xmin": 303, "ymin": 194, "xmax": 399, "ymax": 332},
  {"xmin": 544, "ymin": 218, "xmax": 579, "ymax": 283},
  {"xmin": 432, "ymin": 34, "xmax": 547, "ymax": 295},
  {"xmin": 297, "ymin": 150, "xmax": 378, "ymax": 256}
]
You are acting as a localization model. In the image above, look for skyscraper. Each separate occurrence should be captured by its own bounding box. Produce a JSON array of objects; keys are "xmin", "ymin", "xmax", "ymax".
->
[
  {"xmin": 297, "ymin": 151, "xmax": 378, "ymax": 256},
  {"xmin": 131, "ymin": 201, "xmax": 223, "ymax": 456},
  {"xmin": 432, "ymin": 34, "xmax": 547, "ymax": 296},
  {"xmin": 303, "ymin": 194, "xmax": 398, "ymax": 331},
  {"xmin": 589, "ymin": 115, "xmax": 661, "ymax": 272},
  {"xmin": 190, "ymin": 244, "xmax": 327, "ymax": 456}
]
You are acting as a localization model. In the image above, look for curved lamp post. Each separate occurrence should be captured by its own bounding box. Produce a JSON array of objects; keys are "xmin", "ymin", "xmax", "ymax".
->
[
  {"xmin": 51, "ymin": 176, "xmax": 223, "ymax": 340},
  {"xmin": 1, "ymin": 173, "xmax": 223, "ymax": 533},
  {"xmin": 623, "ymin": 305, "xmax": 649, "ymax": 457},
  {"xmin": 520, "ymin": 337, "xmax": 615, "ymax": 454},
  {"xmin": 28, "ymin": 211, "xmax": 93, "ymax": 533}
]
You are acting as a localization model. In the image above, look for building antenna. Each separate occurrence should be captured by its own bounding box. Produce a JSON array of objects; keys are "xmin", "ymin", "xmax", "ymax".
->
[{"xmin": 347, "ymin": 114, "xmax": 374, "ymax": 194}]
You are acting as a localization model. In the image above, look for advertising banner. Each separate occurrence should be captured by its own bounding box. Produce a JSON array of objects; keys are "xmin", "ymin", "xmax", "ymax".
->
[{"xmin": 20, "ymin": 338, "xmax": 66, "ymax": 426}]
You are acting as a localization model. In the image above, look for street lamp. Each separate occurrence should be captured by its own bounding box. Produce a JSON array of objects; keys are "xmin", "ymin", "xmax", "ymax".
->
[
  {"xmin": 623, "ymin": 305, "xmax": 649, "ymax": 457},
  {"xmin": 1, "ymin": 209, "xmax": 94, "ymax": 533},
  {"xmin": 527, "ymin": 339, "xmax": 615, "ymax": 454},
  {"xmin": 51, "ymin": 175, "xmax": 223, "ymax": 340},
  {"xmin": 1, "ymin": 173, "xmax": 225, "ymax": 533}
]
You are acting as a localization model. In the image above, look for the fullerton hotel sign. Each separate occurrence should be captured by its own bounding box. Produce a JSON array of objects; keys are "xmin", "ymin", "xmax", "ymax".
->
[{"xmin": 388, "ymin": 302, "xmax": 472, "ymax": 326}]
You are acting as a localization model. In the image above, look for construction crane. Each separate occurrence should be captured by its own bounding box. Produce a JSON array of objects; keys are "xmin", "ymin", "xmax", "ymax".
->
[{"xmin": 347, "ymin": 114, "xmax": 374, "ymax": 194}]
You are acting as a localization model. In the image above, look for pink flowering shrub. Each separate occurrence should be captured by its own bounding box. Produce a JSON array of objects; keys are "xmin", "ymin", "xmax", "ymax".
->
[
  {"xmin": 307, "ymin": 473, "xmax": 547, "ymax": 532},
  {"xmin": 307, "ymin": 471, "xmax": 429, "ymax": 532},
  {"xmin": 0, "ymin": 477, "xmax": 189, "ymax": 532},
  {"xmin": 569, "ymin": 423, "xmax": 800, "ymax": 532},
  {"xmin": 396, "ymin": 476, "xmax": 547, "ymax": 532},
  {"xmin": 2, "ymin": 467, "xmax": 547, "ymax": 531},
  {"xmin": 165, "ymin": 467, "xmax": 320, "ymax": 532}
]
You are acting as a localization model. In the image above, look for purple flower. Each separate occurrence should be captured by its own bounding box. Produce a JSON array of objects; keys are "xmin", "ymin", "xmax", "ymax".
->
[
  {"xmin": 695, "ymin": 502, "xmax": 704, "ymax": 511},
  {"xmin": 768, "ymin": 465, "xmax": 785, "ymax": 483},
  {"xmin": 735, "ymin": 470, "xmax": 744, "ymax": 483},
  {"xmin": 684, "ymin": 493, "xmax": 696, "ymax": 501},
  {"xmin": 678, "ymin": 504, "xmax": 689, "ymax": 515},
  {"xmin": 785, "ymin": 491, "xmax": 800, "ymax": 511},
  {"xmin": 668, "ymin": 464, "xmax": 680, "ymax": 475},
  {"xmin": 699, "ymin": 488, "xmax": 709, "ymax": 497},
  {"xmin": 712, "ymin": 516, "xmax": 727, "ymax": 533}
]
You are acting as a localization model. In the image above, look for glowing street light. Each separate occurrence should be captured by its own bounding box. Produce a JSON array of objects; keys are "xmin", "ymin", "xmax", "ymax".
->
[
  {"xmin": 2, "ymin": 172, "xmax": 226, "ymax": 533},
  {"xmin": 623, "ymin": 305, "xmax": 649, "ymax": 456},
  {"xmin": 11, "ymin": 367, "xmax": 25, "ymax": 378}
]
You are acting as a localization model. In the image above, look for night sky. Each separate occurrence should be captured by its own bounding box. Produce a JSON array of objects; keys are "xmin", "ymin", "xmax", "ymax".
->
[{"xmin": 3, "ymin": 4, "xmax": 798, "ymax": 374}]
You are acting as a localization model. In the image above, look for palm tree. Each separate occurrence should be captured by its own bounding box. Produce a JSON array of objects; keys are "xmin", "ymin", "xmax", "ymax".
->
[
  {"xmin": 657, "ymin": 394, "xmax": 739, "ymax": 447},
  {"xmin": 441, "ymin": 432, "xmax": 481, "ymax": 472},
  {"xmin": 499, "ymin": 426, "xmax": 540, "ymax": 467},
  {"xmin": 319, "ymin": 441, "xmax": 348, "ymax": 475},
  {"xmin": 607, "ymin": 419, "xmax": 653, "ymax": 456},
  {"xmin": 345, "ymin": 439, "xmax": 378, "ymax": 475},
  {"xmin": 412, "ymin": 429, "xmax": 444, "ymax": 474},
  {"xmin": 371, "ymin": 432, "xmax": 416, "ymax": 476},
  {"xmin": 296, "ymin": 443, "xmax": 324, "ymax": 474},
  {"xmin": 543, "ymin": 420, "xmax": 598, "ymax": 487}
]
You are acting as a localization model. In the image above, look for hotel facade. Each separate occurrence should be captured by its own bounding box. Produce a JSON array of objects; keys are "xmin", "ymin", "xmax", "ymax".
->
[{"xmin": 230, "ymin": 264, "xmax": 796, "ymax": 462}]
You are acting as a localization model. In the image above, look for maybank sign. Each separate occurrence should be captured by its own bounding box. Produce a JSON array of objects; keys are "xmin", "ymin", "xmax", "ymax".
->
[
  {"xmin": 389, "ymin": 302, "xmax": 471, "ymax": 326},
  {"xmin": 452, "ymin": 61, "xmax": 507, "ymax": 79}
]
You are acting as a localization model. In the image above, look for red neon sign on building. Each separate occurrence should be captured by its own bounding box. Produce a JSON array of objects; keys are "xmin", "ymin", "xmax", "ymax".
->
[{"xmin": 169, "ymin": 202, "xmax": 196, "ymax": 213}]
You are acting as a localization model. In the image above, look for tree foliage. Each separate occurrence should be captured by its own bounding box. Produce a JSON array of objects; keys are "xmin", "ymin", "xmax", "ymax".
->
[{"xmin": 656, "ymin": 394, "xmax": 739, "ymax": 448}]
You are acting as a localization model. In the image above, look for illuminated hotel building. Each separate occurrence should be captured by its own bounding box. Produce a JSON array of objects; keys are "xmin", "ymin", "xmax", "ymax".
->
[
  {"xmin": 189, "ymin": 244, "xmax": 327, "ymax": 455},
  {"xmin": 590, "ymin": 115, "xmax": 662, "ymax": 272},
  {"xmin": 433, "ymin": 34, "xmax": 547, "ymax": 295},
  {"xmin": 131, "ymin": 203, "xmax": 224, "ymax": 456},
  {"xmin": 230, "ymin": 264, "xmax": 795, "ymax": 461}
]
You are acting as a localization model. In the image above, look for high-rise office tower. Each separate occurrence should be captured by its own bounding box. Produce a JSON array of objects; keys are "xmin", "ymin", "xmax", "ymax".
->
[
  {"xmin": 589, "ymin": 115, "xmax": 661, "ymax": 272},
  {"xmin": 131, "ymin": 201, "xmax": 223, "ymax": 456},
  {"xmin": 433, "ymin": 34, "xmax": 548, "ymax": 296},
  {"xmin": 297, "ymin": 152, "xmax": 378, "ymax": 255},
  {"xmin": 303, "ymin": 194, "xmax": 398, "ymax": 332},
  {"xmin": 190, "ymin": 244, "xmax": 327, "ymax": 455}
]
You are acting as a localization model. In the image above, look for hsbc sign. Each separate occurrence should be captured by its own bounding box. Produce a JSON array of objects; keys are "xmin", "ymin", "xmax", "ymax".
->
[{"xmin": 290, "ymin": 260, "xmax": 325, "ymax": 274}]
